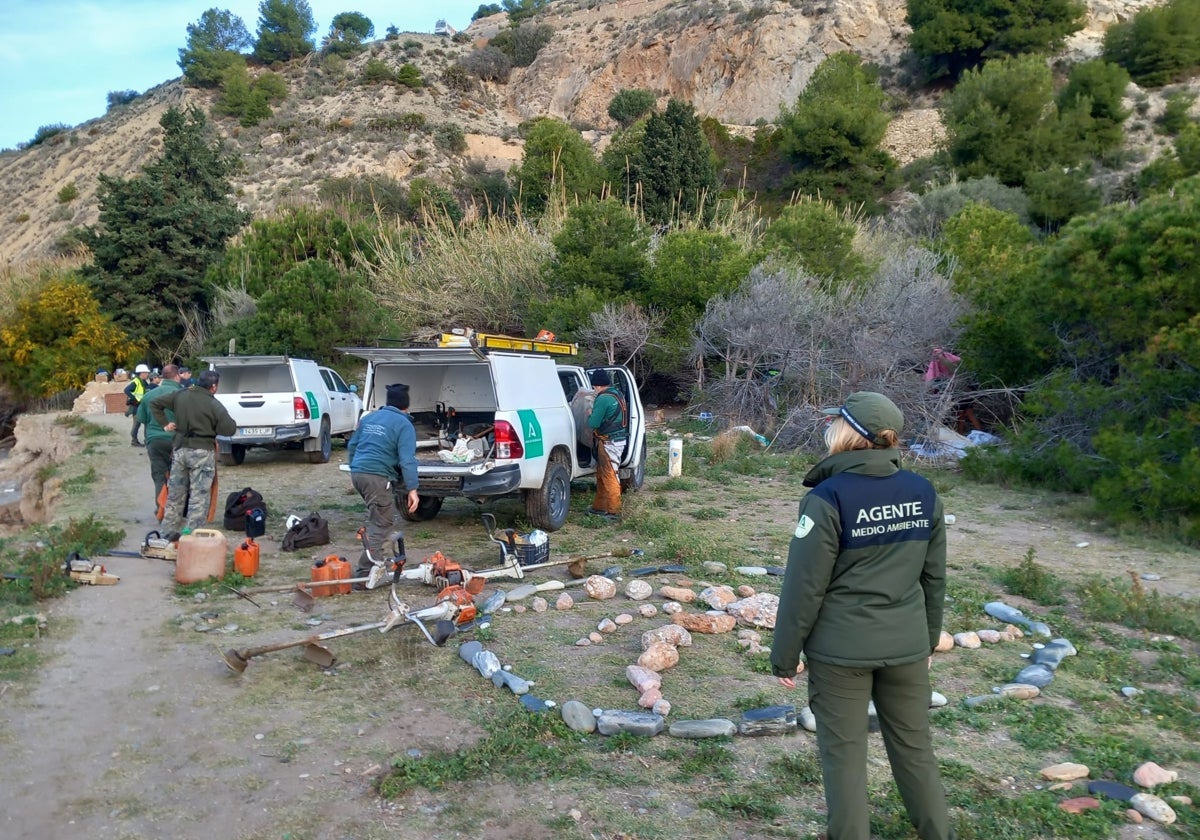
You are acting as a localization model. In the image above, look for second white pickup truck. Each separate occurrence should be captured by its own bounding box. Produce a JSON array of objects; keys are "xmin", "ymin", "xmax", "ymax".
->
[
  {"xmin": 202, "ymin": 355, "xmax": 362, "ymax": 465},
  {"xmin": 339, "ymin": 344, "xmax": 646, "ymax": 531}
]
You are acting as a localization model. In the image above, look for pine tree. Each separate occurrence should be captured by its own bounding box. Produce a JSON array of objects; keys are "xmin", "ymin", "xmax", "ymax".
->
[{"xmin": 82, "ymin": 107, "xmax": 249, "ymax": 354}]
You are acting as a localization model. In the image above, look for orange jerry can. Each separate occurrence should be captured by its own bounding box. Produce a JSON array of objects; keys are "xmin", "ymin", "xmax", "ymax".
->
[
  {"xmin": 310, "ymin": 557, "xmax": 334, "ymax": 596},
  {"xmin": 234, "ymin": 538, "xmax": 260, "ymax": 577},
  {"xmin": 326, "ymin": 555, "xmax": 352, "ymax": 595}
]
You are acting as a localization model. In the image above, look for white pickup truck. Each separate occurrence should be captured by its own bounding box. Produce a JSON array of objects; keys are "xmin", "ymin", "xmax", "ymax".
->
[
  {"xmin": 201, "ymin": 355, "xmax": 362, "ymax": 465},
  {"xmin": 339, "ymin": 345, "xmax": 646, "ymax": 531}
]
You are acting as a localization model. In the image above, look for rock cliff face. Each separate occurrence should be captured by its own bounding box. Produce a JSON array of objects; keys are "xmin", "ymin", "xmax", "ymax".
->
[
  {"xmin": 507, "ymin": 0, "xmax": 910, "ymax": 127},
  {"xmin": 0, "ymin": 0, "xmax": 1169, "ymax": 265}
]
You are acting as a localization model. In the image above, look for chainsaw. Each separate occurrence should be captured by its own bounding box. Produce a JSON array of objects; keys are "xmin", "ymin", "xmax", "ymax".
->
[
  {"xmin": 140, "ymin": 530, "xmax": 178, "ymax": 561},
  {"xmin": 63, "ymin": 553, "xmax": 120, "ymax": 586}
]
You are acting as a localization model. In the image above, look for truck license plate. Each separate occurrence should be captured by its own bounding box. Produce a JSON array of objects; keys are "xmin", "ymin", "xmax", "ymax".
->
[{"xmin": 239, "ymin": 427, "xmax": 272, "ymax": 436}]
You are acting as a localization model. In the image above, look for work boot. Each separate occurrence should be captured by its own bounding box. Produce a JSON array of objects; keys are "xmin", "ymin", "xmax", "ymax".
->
[{"xmin": 131, "ymin": 439, "xmax": 144, "ymax": 447}]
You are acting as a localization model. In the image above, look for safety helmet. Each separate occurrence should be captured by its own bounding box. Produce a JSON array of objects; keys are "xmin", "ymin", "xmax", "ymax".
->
[{"xmin": 135, "ymin": 364, "xmax": 151, "ymax": 374}]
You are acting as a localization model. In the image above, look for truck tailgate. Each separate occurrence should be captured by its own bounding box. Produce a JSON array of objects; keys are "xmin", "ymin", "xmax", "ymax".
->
[{"xmin": 217, "ymin": 394, "xmax": 300, "ymax": 432}]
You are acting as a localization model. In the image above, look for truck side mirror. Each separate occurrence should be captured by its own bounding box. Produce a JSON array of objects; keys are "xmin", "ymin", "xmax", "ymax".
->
[{"xmin": 349, "ymin": 385, "xmax": 358, "ymax": 393}]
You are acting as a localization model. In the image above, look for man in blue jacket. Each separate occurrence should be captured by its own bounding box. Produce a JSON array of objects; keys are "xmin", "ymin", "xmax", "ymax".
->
[{"xmin": 347, "ymin": 383, "xmax": 419, "ymax": 586}]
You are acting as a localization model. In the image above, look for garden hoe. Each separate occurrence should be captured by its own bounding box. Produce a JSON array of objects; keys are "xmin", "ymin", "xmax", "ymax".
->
[{"xmin": 219, "ymin": 578, "xmax": 487, "ymax": 674}]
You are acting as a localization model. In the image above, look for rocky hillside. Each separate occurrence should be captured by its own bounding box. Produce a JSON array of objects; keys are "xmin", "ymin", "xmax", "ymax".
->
[{"xmin": 0, "ymin": 0, "xmax": 1172, "ymax": 266}]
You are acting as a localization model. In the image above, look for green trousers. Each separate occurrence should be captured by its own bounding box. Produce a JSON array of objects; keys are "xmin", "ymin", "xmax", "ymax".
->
[{"xmin": 807, "ymin": 658, "xmax": 955, "ymax": 840}]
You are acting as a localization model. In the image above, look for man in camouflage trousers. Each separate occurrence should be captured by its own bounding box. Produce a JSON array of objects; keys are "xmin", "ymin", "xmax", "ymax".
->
[{"xmin": 150, "ymin": 370, "xmax": 236, "ymax": 534}]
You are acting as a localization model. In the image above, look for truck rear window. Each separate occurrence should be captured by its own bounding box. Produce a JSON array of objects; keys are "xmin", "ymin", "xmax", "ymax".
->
[{"xmin": 217, "ymin": 366, "xmax": 294, "ymax": 393}]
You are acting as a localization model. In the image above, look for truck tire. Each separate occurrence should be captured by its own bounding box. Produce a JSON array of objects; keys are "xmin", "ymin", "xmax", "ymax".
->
[
  {"xmin": 218, "ymin": 444, "xmax": 246, "ymax": 467},
  {"xmin": 399, "ymin": 494, "xmax": 443, "ymax": 522},
  {"xmin": 526, "ymin": 454, "xmax": 571, "ymax": 532},
  {"xmin": 621, "ymin": 439, "xmax": 647, "ymax": 492},
  {"xmin": 307, "ymin": 420, "xmax": 332, "ymax": 464}
]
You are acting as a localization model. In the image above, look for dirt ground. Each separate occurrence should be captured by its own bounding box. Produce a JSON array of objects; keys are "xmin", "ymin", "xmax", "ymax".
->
[{"xmin": 0, "ymin": 410, "xmax": 1195, "ymax": 840}]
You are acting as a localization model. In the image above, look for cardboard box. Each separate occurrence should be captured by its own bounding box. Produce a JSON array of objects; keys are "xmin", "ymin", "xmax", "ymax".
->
[{"xmin": 104, "ymin": 392, "xmax": 128, "ymax": 414}]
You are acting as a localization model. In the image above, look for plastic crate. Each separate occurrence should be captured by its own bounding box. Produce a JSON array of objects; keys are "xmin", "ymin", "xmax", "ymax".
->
[{"xmin": 513, "ymin": 540, "xmax": 550, "ymax": 567}]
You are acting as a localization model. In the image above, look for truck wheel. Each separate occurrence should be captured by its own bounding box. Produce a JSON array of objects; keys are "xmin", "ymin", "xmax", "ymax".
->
[
  {"xmin": 399, "ymin": 494, "xmax": 443, "ymax": 522},
  {"xmin": 307, "ymin": 420, "xmax": 332, "ymax": 464},
  {"xmin": 218, "ymin": 445, "xmax": 246, "ymax": 467},
  {"xmin": 526, "ymin": 455, "xmax": 571, "ymax": 532},
  {"xmin": 621, "ymin": 439, "xmax": 647, "ymax": 492}
]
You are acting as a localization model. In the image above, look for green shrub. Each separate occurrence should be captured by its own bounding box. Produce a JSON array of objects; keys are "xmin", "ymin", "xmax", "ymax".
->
[
  {"xmin": 1056, "ymin": 60, "xmax": 1131, "ymax": 153},
  {"xmin": 762, "ymin": 198, "xmax": 867, "ymax": 286},
  {"xmin": 490, "ymin": 22, "xmax": 554, "ymax": 67},
  {"xmin": 106, "ymin": 89, "xmax": 139, "ymax": 109},
  {"xmin": 0, "ymin": 516, "xmax": 125, "ymax": 604},
  {"xmin": 1024, "ymin": 166, "xmax": 1101, "ymax": 231},
  {"xmin": 396, "ymin": 63, "xmax": 423, "ymax": 88},
  {"xmin": 907, "ymin": 0, "xmax": 1086, "ymax": 78},
  {"xmin": 214, "ymin": 59, "xmax": 285, "ymax": 127},
  {"xmin": 608, "ymin": 88, "xmax": 656, "ymax": 126},
  {"xmin": 899, "ymin": 175, "xmax": 1030, "ymax": 236},
  {"xmin": 27, "ymin": 124, "xmax": 70, "ymax": 148},
  {"xmin": 1102, "ymin": 0, "xmax": 1200, "ymax": 87},
  {"xmin": 998, "ymin": 548, "xmax": 1068, "ymax": 605},
  {"xmin": 459, "ymin": 46, "xmax": 512, "ymax": 82},
  {"xmin": 361, "ymin": 57, "xmax": 397, "ymax": 84},
  {"xmin": 206, "ymin": 259, "xmax": 391, "ymax": 362},
  {"xmin": 1078, "ymin": 575, "xmax": 1200, "ymax": 637},
  {"xmin": 942, "ymin": 54, "xmax": 1082, "ymax": 186},
  {"xmin": 367, "ymin": 112, "xmax": 427, "ymax": 133},
  {"xmin": 318, "ymin": 175, "xmax": 412, "ymax": 220},
  {"xmin": 776, "ymin": 52, "xmax": 896, "ymax": 211},
  {"xmin": 56, "ymin": 182, "xmax": 79, "ymax": 204},
  {"xmin": 433, "ymin": 122, "xmax": 468, "ymax": 154},
  {"xmin": 409, "ymin": 178, "xmax": 463, "ymax": 225},
  {"xmin": 511, "ymin": 117, "xmax": 600, "ymax": 212},
  {"xmin": 442, "ymin": 62, "xmax": 476, "ymax": 90},
  {"xmin": 1157, "ymin": 92, "xmax": 1197, "ymax": 135}
]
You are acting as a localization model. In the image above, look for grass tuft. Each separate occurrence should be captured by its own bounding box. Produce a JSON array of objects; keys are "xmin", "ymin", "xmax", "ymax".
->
[{"xmin": 998, "ymin": 547, "xmax": 1067, "ymax": 605}]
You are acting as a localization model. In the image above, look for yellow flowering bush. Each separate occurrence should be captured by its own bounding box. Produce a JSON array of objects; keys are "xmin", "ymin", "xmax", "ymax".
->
[{"xmin": 0, "ymin": 274, "xmax": 141, "ymax": 400}]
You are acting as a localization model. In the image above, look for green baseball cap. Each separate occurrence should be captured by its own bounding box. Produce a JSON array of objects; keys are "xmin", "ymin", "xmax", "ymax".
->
[{"xmin": 822, "ymin": 392, "xmax": 904, "ymax": 442}]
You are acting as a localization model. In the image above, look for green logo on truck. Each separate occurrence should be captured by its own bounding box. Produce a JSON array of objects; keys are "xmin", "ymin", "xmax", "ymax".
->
[
  {"xmin": 517, "ymin": 409, "xmax": 543, "ymax": 458},
  {"xmin": 305, "ymin": 391, "xmax": 320, "ymax": 418}
]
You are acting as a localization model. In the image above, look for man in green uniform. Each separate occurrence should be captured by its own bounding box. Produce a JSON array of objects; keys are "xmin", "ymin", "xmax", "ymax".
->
[
  {"xmin": 771, "ymin": 392, "xmax": 954, "ymax": 840},
  {"xmin": 586, "ymin": 369, "xmax": 627, "ymax": 519},
  {"xmin": 151, "ymin": 370, "xmax": 237, "ymax": 534},
  {"xmin": 136, "ymin": 364, "xmax": 183, "ymax": 515}
]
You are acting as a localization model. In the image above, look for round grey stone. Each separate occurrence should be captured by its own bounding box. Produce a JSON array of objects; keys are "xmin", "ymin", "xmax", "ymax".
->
[{"xmin": 561, "ymin": 700, "xmax": 596, "ymax": 733}]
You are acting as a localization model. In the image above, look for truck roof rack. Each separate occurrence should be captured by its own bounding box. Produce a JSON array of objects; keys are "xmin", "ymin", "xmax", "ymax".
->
[{"xmin": 437, "ymin": 328, "xmax": 578, "ymax": 356}]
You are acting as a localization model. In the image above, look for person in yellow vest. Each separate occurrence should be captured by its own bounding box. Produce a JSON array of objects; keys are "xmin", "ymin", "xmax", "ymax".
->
[{"xmin": 124, "ymin": 364, "xmax": 152, "ymax": 446}]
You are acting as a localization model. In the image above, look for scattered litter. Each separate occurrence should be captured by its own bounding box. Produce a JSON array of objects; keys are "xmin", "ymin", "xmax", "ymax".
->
[
  {"xmin": 944, "ymin": 514, "xmax": 956, "ymax": 525},
  {"xmin": 1075, "ymin": 542, "xmax": 1090, "ymax": 548},
  {"xmin": 1140, "ymin": 573, "xmax": 1162, "ymax": 581},
  {"xmin": 909, "ymin": 428, "xmax": 1001, "ymax": 460}
]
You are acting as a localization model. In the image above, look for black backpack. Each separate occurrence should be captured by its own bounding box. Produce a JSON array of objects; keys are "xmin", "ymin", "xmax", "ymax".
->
[
  {"xmin": 224, "ymin": 487, "xmax": 267, "ymax": 533},
  {"xmin": 282, "ymin": 512, "xmax": 331, "ymax": 551}
]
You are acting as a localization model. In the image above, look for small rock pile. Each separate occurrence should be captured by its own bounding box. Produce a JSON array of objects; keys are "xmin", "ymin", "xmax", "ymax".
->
[{"xmin": 1043, "ymin": 760, "xmax": 1189, "ymax": 825}]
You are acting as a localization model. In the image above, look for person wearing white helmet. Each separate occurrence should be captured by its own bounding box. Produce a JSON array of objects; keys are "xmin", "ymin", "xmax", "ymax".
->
[{"xmin": 125, "ymin": 364, "xmax": 153, "ymax": 446}]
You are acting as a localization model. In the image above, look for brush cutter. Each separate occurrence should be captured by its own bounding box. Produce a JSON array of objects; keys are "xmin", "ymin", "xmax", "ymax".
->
[{"xmin": 219, "ymin": 578, "xmax": 486, "ymax": 673}]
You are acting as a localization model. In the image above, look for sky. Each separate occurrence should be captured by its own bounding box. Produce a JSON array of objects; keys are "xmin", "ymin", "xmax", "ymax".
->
[{"xmin": 0, "ymin": 1, "xmax": 485, "ymax": 150}]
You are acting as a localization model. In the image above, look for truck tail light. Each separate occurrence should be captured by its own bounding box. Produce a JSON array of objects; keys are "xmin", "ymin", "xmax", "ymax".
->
[
  {"xmin": 293, "ymin": 396, "xmax": 311, "ymax": 421},
  {"xmin": 492, "ymin": 420, "xmax": 523, "ymax": 459}
]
